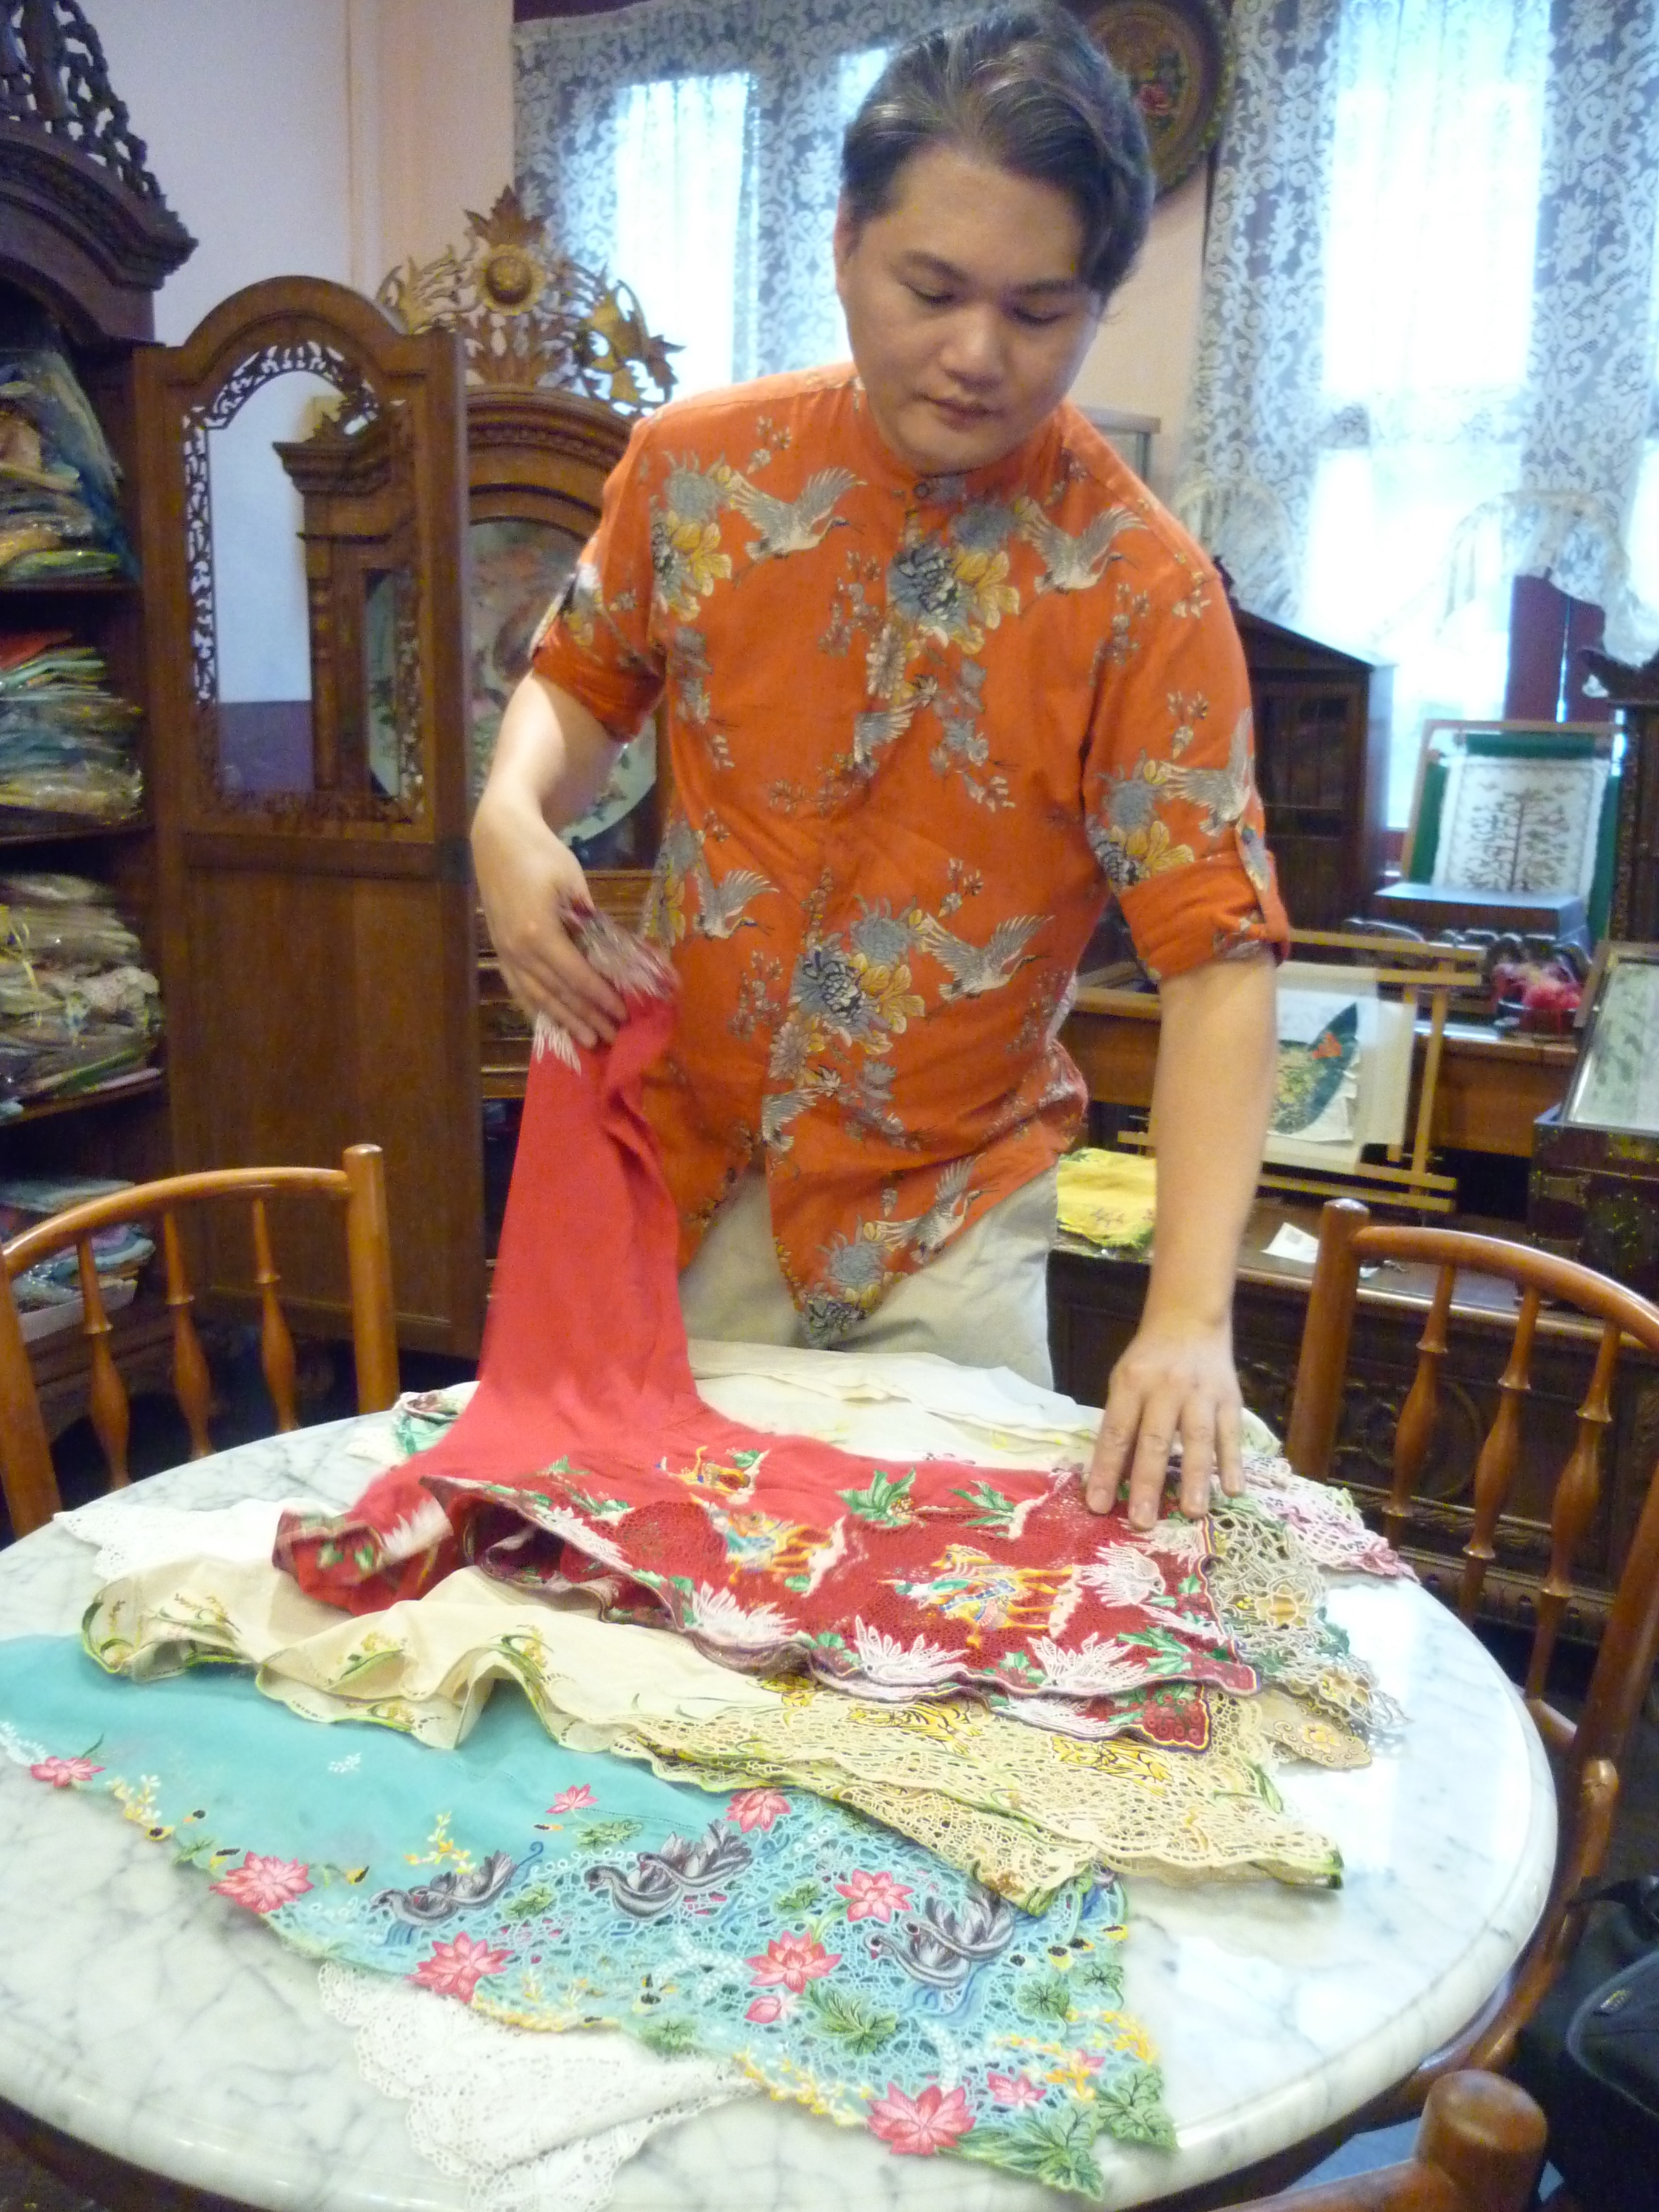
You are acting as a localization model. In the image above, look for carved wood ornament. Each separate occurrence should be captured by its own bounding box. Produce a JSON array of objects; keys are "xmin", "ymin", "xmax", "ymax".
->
[
  {"xmin": 377, "ymin": 186, "xmax": 678, "ymax": 416},
  {"xmin": 0, "ymin": 0, "xmax": 192, "ymax": 332}
]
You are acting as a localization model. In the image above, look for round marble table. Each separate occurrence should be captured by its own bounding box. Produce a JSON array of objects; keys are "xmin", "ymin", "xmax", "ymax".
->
[{"xmin": 0, "ymin": 1407, "xmax": 1556, "ymax": 2212}]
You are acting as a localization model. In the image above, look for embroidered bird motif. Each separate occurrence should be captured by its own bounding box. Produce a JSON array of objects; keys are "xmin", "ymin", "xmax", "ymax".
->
[
  {"xmin": 1171, "ymin": 706, "xmax": 1253, "ymax": 837},
  {"xmin": 583, "ymin": 1822, "xmax": 754, "ymax": 1919},
  {"xmin": 724, "ymin": 467, "xmax": 857, "ymax": 561},
  {"xmin": 871, "ymin": 1889, "xmax": 1015, "ymax": 1995},
  {"xmin": 657, "ymin": 817, "xmax": 773, "ymax": 939},
  {"xmin": 762, "ymin": 1064, "xmax": 842, "ymax": 1151},
  {"xmin": 851, "ymin": 678, "xmax": 937, "ymax": 773},
  {"xmin": 906, "ymin": 1158, "xmax": 978, "ymax": 1261},
  {"xmin": 372, "ymin": 1850, "xmax": 520, "ymax": 1936},
  {"xmin": 1013, "ymin": 495, "xmax": 1142, "ymax": 592},
  {"xmin": 910, "ymin": 910, "xmax": 1045, "ymax": 999}
]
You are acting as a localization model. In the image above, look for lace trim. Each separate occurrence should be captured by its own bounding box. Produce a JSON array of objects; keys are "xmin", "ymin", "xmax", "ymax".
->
[
  {"xmin": 317, "ymin": 1962, "xmax": 750, "ymax": 2212},
  {"xmin": 584, "ymin": 1683, "xmax": 1342, "ymax": 1903}
]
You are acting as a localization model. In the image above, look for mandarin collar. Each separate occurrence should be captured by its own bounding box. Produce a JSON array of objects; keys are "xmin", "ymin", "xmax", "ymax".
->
[{"xmin": 839, "ymin": 371, "xmax": 1065, "ymax": 506}]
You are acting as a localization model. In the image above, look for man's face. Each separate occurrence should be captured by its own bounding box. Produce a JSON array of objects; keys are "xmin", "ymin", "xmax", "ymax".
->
[{"xmin": 834, "ymin": 142, "xmax": 1102, "ymax": 478}]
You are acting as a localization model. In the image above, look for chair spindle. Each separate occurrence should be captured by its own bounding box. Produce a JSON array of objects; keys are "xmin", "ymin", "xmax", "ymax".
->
[
  {"xmin": 250, "ymin": 1196, "xmax": 298, "ymax": 1430},
  {"xmin": 1387, "ymin": 1262, "xmax": 1455, "ymax": 1550},
  {"xmin": 75, "ymin": 1236, "xmax": 130, "ymax": 1487},
  {"xmin": 1458, "ymin": 1289, "xmax": 1540, "ymax": 1623},
  {"xmin": 1527, "ymin": 1318, "xmax": 1620, "ymax": 1700},
  {"xmin": 161, "ymin": 1209, "xmax": 215, "ymax": 1459}
]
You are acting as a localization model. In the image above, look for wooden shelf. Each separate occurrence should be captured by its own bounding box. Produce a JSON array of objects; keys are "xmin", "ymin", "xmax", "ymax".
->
[
  {"xmin": 0, "ymin": 817, "xmax": 149, "ymax": 849},
  {"xmin": 3, "ymin": 1067, "xmax": 164, "ymax": 1127},
  {"xmin": 0, "ymin": 575, "xmax": 136, "ymax": 598}
]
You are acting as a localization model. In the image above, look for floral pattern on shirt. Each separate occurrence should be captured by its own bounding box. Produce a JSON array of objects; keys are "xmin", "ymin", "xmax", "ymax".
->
[{"xmin": 534, "ymin": 367, "xmax": 1287, "ymax": 1318}]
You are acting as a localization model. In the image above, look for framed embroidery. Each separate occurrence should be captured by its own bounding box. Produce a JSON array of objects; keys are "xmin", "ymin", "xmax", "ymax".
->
[
  {"xmin": 1560, "ymin": 942, "xmax": 1659, "ymax": 1137},
  {"xmin": 1399, "ymin": 719, "xmax": 1618, "ymax": 938}
]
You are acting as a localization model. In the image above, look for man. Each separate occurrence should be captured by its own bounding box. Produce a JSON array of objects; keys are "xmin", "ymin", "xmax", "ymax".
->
[{"xmin": 472, "ymin": 3, "xmax": 1284, "ymax": 1531}]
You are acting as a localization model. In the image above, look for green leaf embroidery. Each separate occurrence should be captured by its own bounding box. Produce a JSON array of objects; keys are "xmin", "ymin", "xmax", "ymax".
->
[
  {"xmin": 500, "ymin": 1880, "xmax": 559, "ymax": 1921},
  {"xmin": 836, "ymin": 1467, "xmax": 916, "ymax": 1527},
  {"xmin": 575, "ymin": 1818, "xmax": 645, "ymax": 1849},
  {"xmin": 565, "ymin": 1487, "xmax": 634, "ymax": 1521},
  {"xmin": 949, "ymin": 1480, "xmax": 1021, "ymax": 1531},
  {"xmin": 1013, "ymin": 1969, "xmax": 1077, "ymax": 2026},
  {"xmin": 635, "ymin": 2016, "xmax": 700, "ymax": 2057},
  {"xmin": 800, "ymin": 1983, "xmax": 899, "ymax": 2054},
  {"xmin": 957, "ymin": 2103, "xmax": 1105, "ymax": 2193},
  {"xmin": 772, "ymin": 1879, "xmax": 823, "ymax": 1915},
  {"xmin": 1098, "ymin": 2066, "xmax": 1177, "ymax": 2148}
]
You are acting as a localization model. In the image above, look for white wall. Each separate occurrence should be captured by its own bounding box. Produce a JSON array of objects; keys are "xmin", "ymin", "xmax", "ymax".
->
[
  {"xmin": 1072, "ymin": 167, "xmax": 1208, "ymax": 502},
  {"xmin": 91, "ymin": 0, "xmax": 515, "ymax": 344},
  {"xmin": 92, "ymin": 0, "xmax": 357, "ymax": 343}
]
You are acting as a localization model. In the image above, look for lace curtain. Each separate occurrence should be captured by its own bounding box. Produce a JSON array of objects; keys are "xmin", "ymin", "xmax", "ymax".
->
[
  {"xmin": 1177, "ymin": 0, "xmax": 1659, "ymax": 822},
  {"xmin": 514, "ymin": 0, "xmax": 981, "ymax": 397}
]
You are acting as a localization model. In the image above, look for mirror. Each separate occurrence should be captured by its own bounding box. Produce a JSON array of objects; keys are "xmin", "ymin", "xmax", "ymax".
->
[
  {"xmin": 207, "ymin": 368, "xmax": 337, "ymax": 797},
  {"xmin": 185, "ymin": 337, "xmax": 426, "ymax": 822}
]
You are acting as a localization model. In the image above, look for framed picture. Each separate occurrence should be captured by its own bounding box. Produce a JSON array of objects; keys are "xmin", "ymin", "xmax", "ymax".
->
[
  {"xmin": 1399, "ymin": 719, "xmax": 1618, "ymax": 937},
  {"xmin": 1560, "ymin": 942, "xmax": 1659, "ymax": 1137},
  {"xmin": 1265, "ymin": 961, "xmax": 1416, "ymax": 1173}
]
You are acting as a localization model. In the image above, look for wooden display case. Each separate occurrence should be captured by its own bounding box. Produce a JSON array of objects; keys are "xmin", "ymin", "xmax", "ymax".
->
[
  {"xmin": 0, "ymin": 2, "xmax": 195, "ymax": 1472},
  {"xmin": 1235, "ymin": 606, "xmax": 1391, "ymax": 930}
]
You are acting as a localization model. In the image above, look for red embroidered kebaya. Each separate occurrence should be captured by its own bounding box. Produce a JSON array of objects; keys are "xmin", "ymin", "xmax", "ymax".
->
[{"xmin": 276, "ymin": 919, "xmax": 1254, "ymax": 1712}]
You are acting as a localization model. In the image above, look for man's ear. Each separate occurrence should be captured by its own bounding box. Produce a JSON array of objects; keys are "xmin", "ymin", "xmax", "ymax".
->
[{"xmin": 831, "ymin": 196, "xmax": 858, "ymax": 283}]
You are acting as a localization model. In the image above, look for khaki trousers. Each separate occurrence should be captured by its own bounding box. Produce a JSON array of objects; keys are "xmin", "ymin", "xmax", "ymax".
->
[{"xmin": 678, "ymin": 1167, "xmax": 1059, "ymax": 1388}]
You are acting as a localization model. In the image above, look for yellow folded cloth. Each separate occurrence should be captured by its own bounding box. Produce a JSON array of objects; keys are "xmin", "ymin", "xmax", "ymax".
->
[{"xmin": 1057, "ymin": 1146, "xmax": 1157, "ymax": 1254}]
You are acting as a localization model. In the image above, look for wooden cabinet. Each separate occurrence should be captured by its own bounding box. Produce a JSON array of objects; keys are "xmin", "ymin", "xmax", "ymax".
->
[
  {"xmin": 1236, "ymin": 607, "xmax": 1391, "ymax": 930},
  {"xmin": 0, "ymin": 6, "xmax": 193, "ymax": 1378}
]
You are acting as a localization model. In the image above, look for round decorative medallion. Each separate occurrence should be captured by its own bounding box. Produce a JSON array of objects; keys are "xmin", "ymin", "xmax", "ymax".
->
[
  {"xmin": 480, "ymin": 246, "xmax": 543, "ymax": 313},
  {"xmin": 1082, "ymin": 0, "xmax": 1235, "ymax": 196}
]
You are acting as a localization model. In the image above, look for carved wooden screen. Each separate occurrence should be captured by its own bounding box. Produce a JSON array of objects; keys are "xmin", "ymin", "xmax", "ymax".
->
[{"xmin": 136, "ymin": 277, "xmax": 484, "ymax": 1355}]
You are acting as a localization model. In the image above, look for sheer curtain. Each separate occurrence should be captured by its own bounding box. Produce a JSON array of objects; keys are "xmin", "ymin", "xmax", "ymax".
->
[
  {"xmin": 515, "ymin": 0, "xmax": 974, "ymax": 394},
  {"xmin": 1178, "ymin": 0, "xmax": 1659, "ymax": 822}
]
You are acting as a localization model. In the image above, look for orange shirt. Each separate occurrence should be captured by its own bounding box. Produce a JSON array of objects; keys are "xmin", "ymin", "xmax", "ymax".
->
[{"xmin": 533, "ymin": 366, "xmax": 1287, "ymax": 1342}]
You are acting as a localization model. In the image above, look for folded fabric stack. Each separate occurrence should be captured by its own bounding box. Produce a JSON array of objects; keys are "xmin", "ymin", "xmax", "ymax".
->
[
  {"xmin": 0, "ymin": 347, "xmax": 130, "ymax": 581},
  {"xmin": 0, "ymin": 872, "xmax": 162, "ymax": 1111},
  {"xmin": 0, "ymin": 913, "xmax": 1413, "ymax": 2199},
  {"xmin": 0, "ymin": 633, "xmax": 144, "ymax": 825},
  {"xmin": 0, "ymin": 1173, "xmax": 155, "ymax": 1339},
  {"xmin": 1056, "ymin": 1145, "xmax": 1157, "ymax": 1256}
]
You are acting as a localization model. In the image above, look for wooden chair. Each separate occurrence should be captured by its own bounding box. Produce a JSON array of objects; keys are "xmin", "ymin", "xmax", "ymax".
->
[
  {"xmin": 1218, "ymin": 2071, "xmax": 1546, "ymax": 2211},
  {"xmin": 0, "ymin": 1146, "xmax": 400, "ymax": 1540},
  {"xmin": 1285, "ymin": 1196, "xmax": 1659, "ymax": 2106}
]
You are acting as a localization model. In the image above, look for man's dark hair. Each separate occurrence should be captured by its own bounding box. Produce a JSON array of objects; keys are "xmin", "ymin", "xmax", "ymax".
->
[{"xmin": 840, "ymin": 4, "xmax": 1153, "ymax": 301}]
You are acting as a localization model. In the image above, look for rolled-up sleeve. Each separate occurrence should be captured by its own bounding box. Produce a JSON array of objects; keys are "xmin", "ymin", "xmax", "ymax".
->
[{"xmin": 1083, "ymin": 557, "xmax": 1289, "ymax": 982}]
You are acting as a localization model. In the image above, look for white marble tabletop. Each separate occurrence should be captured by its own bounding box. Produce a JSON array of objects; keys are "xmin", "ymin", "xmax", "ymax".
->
[{"xmin": 0, "ymin": 1409, "xmax": 1557, "ymax": 2212}]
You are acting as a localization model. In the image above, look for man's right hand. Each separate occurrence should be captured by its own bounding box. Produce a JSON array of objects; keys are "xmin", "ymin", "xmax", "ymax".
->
[{"xmin": 471, "ymin": 674, "xmax": 632, "ymax": 1049}]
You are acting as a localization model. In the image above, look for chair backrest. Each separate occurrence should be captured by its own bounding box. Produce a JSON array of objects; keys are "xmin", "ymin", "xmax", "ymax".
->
[
  {"xmin": 1219, "ymin": 2071, "xmax": 1546, "ymax": 2212},
  {"xmin": 1285, "ymin": 1196, "xmax": 1659, "ymax": 2079},
  {"xmin": 0, "ymin": 1144, "xmax": 399, "ymax": 1540}
]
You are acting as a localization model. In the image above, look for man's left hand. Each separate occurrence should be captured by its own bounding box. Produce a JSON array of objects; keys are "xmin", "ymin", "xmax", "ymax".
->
[{"xmin": 1085, "ymin": 1317, "xmax": 1245, "ymax": 1529}]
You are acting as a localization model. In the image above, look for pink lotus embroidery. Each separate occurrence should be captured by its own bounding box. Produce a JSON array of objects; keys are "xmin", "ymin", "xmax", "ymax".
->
[
  {"xmin": 987, "ymin": 2070, "xmax": 1045, "ymax": 2106},
  {"xmin": 411, "ymin": 1932, "xmax": 514, "ymax": 2002},
  {"xmin": 547, "ymin": 1785, "xmax": 596, "ymax": 1814},
  {"xmin": 726, "ymin": 1788, "xmax": 791, "ymax": 1831},
  {"xmin": 746, "ymin": 1932, "xmax": 840, "ymax": 1994},
  {"xmin": 744, "ymin": 1994, "xmax": 785, "ymax": 2024},
  {"xmin": 835, "ymin": 1869, "xmax": 914, "ymax": 1923},
  {"xmin": 210, "ymin": 1854, "xmax": 313, "ymax": 1913},
  {"xmin": 867, "ymin": 2082, "xmax": 974, "ymax": 2154},
  {"xmin": 28, "ymin": 1756, "xmax": 102, "ymax": 1789}
]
